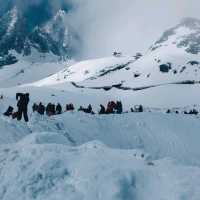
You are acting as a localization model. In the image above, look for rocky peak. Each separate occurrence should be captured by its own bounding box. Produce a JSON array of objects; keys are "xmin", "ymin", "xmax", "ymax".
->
[
  {"xmin": 151, "ymin": 17, "xmax": 200, "ymax": 54},
  {"xmin": 0, "ymin": 8, "xmax": 75, "ymax": 66},
  {"xmin": 179, "ymin": 17, "xmax": 200, "ymax": 29}
]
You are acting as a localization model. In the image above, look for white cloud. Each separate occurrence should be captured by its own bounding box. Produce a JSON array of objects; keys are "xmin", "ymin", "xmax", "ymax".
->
[{"xmin": 67, "ymin": 0, "xmax": 200, "ymax": 59}]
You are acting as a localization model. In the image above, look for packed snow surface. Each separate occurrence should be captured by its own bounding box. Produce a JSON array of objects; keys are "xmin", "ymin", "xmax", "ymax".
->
[{"xmin": 0, "ymin": 112, "xmax": 200, "ymax": 200}]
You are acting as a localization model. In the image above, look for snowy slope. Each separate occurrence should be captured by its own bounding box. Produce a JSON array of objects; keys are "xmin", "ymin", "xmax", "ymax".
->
[
  {"xmin": 0, "ymin": 112, "xmax": 200, "ymax": 199},
  {"xmin": 0, "ymin": 51, "xmax": 74, "ymax": 88},
  {"xmin": 31, "ymin": 56, "xmax": 134, "ymax": 86},
  {"xmin": 1, "ymin": 140, "xmax": 200, "ymax": 200},
  {"xmin": 1, "ymin": 111, "xmax": 200, "ymax": 166},
  {"xmin": 29, "ymin": 18, "xmax": 200, "ymax": 90}
]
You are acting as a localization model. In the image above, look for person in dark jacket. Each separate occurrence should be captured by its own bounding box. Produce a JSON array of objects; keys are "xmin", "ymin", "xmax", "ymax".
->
[
  {"xmin": 138, "ymin": 105, "xmax": 143, "ymax": 113},
  {"xmin": 69, "ymin": 103, "xmax": 75, "ymax": 111},
  {"xmin": 106, "ymin": 101, "xmax": 115, "ymax": 114},
  {"xmin": 38, "ymin": 102, "xmax": 45, "ymax": 115},
  {"xmin": 78, "ymin": 104, "xmax": 94, "ymax": 114},
  {"xmin": 99, "ymin": 104, "xmax": 106, "ymax": 114},
  {"xmin": 116, "ymin": 101, "xmax": 123, "ymax": 114},
  {"xmin": 32, "ymin": 103, "xmax": 38, "ymax": 113},
  {"xmin": 46, "ymin": 103, "xmax": 56, "ymax": 116},
  {"xmin": 46, "ymin": 103, "xmax": 51, "ymax": 116},
  {"xmin": 66, "ymin": 103, "xmax": 75, "ymax": 111},
  {"xmin": 3, "ymin": 106, "xmax": 14, "ymax": 117},
  {"xmin": 87, "ymin": 104, "xmax": 92, "ymax": 113},
  {"xmin": 56, "ymin": 103, "xmax": 62, "ymax": 114},
  {"xmin": 16, "ymin": 93, "xmax": 29, "ymax": 122},
  {"xmin": 51, "ymin": 104, "xmax": 56, "ymax": 115}
]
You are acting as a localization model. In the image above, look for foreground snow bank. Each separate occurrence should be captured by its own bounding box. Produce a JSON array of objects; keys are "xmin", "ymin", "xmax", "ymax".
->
[
  {"xmin": 0, "ymin": 112, "xmax": 200, "ymax": 166},
  {"xmin": 0, "ymin": 140, "xmax": 200, "ymax": 200}
]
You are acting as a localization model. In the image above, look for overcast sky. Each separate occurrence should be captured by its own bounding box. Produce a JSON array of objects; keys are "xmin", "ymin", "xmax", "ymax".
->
[
  {"xmin": 68, "ymin": 0, "xmax": 200, "ymax": 59},
  {"xmin": 1, "ymin": 0, "xmax": 200, "ymax": 59}
]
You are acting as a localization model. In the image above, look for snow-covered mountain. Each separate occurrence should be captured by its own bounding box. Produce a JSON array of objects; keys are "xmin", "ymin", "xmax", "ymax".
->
[
  {"xmin": 29, "ymin": 17, "xmax": 200, "ymax": 91},
  {"xmin": 0, "ymin": 7, "xmax": 76, "ymax": 67}
]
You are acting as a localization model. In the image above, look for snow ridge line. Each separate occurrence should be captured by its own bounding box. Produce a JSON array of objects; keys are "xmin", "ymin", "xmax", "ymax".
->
[{"xmin": 71, "ymin": 80, "xmax": 200, "ymax": 92}]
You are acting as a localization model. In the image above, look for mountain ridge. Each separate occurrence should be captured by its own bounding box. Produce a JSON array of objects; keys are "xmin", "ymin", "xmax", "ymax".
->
[{"xmin": 0, "ymin": 7, "xmax": 76, "ymax": 66}]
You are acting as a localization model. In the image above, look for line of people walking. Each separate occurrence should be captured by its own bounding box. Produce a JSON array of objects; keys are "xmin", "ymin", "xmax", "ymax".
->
[
  {"xmin": 32, "ymin": 102, "xmax": 75, "ymax": 116},
  {"xmin": 3, "ymin": 93, "xmax": 145, "ymax": 122},
  {"xmin": 32, "ymin": 100, "xmax": 124, "ymax": 116}
]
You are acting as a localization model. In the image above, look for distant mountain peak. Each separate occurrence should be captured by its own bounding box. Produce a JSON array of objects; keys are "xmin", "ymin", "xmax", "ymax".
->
[
  {"xmin": 151, "ymin": 17, "xmax": 200, "ymax": 54},
  {"xmin": 179, "ymin": 17, "xmax": 200, "ymax": 28}
]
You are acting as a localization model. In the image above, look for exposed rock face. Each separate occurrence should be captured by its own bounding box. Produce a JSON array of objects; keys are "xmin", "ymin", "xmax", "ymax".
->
[{"xmin": 0, "ymin": 7, "xmax": 76, "ymax": 66}]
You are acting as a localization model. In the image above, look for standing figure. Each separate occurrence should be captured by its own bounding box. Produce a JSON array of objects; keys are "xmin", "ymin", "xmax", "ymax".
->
[
  {"xmin": 99, "ymin": 104, "xmax": 106, "ymax": 114},
  {"xmin": 38, "ymin": 102, "xmax": 45, "ymax": 115},
  {"xmin": 16, "ymin": 93, "xmax": 29, "ymax": 122},
  {"xmin": 56, "ymin": 103, "xmax": 62, "ymax": 114},
  {"xmin": 46, "ymin": 103, "xmax": 52, "ymax": 116},
  {"xmin": 87, "ymin": 104, "xmax": 92, "ymax": 113},
  {"xmin": 32, "ymin": 103, "xmax": 38, "ymax": 113},
  {"xmin": 116, "ymin": 101, "xmax": 123, "ymax": 114}
]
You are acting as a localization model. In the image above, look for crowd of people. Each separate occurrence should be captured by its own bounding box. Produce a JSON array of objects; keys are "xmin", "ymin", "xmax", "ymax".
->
[
  {"xmin": 31, "ymin": 100, "xmax": 124, "ymax": 116},
  {"xmin": 2, "ymin": 93, "xmax": 199, "ymax": 123},
  {"xmin": 2, "ymin": 93, "xmax": 128, "ymax": 122},
  {"xmin": 32, "ymin": 102, "xmax": 75, "ymax": 116},
  {"xmin": 166, "ymin": 108, "xmax": 199, "ymax": 115}
]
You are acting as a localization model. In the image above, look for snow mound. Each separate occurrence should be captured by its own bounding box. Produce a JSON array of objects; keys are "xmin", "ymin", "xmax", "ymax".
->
[
  {"xmin": 1, "ymin": 111, "xmax": 200, "ymax": 166},
  {"xmin": 0, "ymin": 141, "xmax": 200, "ymax": 200}
]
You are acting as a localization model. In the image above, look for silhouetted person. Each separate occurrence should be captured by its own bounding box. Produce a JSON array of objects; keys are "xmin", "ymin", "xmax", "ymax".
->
[
  {"xmin": 3, "ymin": 106, "xmax": 14, "ymax": 117},
  {"xmin": 66, "ymin": 103, "xmax": 75, "ymax": 111},
  {"xmin": 78, "ymin": 106, "xmax": 83, "ymax": 112},
  {"xmin": 138, "ymin": 105, "xmax": 143, "ymax": 113},
  {"xmin": 69, "ymin": 103, "xmax": 75, "ymax": 111},
  {"xmin": 56, "ymin": 103, "xmax": 62, "ymax": 114},
  {"xmin": 166, "ymin": 109, "xmax": 171, "ymax": 114},
  {"xmin": 99, "ymin": 104, "xmax": 106, "ymax": 114},
  {"xmin": 78, "ymin": 105, "xmax": 94, "ymax": 114},
  {"xmin": 51, "ymin": 104, "xmax": 56, "ymax": 115},
  {"xmin": 16, "ymin": 93, "xmax": 29, "ymax": 122},
  {"xmin": 38, "ymin": 102, "xmax": 45, "ymax": 115},
  {"xmin": 189, "ymin": 109, "xmax": 198, "ymax": 115},
  {"xmin": 106, "ymin": 101, "xmax": 116, "ymax": 114},
  {"xmin": 32, "ymin": 103, "xmax": 38, "ymax": 113},
  {"xmin": 46, "ymin": 103, "xmax": 56, "ymax": 116},
  {"xmin": 46, "ymin": 103, "xmax": 51, "ymax": 116},
  {"xmin": 116, "ymin": 101, "xmax": 123, "ymax": 114},
  {"xmin": 66, "ymin": 104, "xmax": 70, "ymax": 111},
  {"xmin": 87, "ymin": 104, "xmax": 92, "ymax": 113}
]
